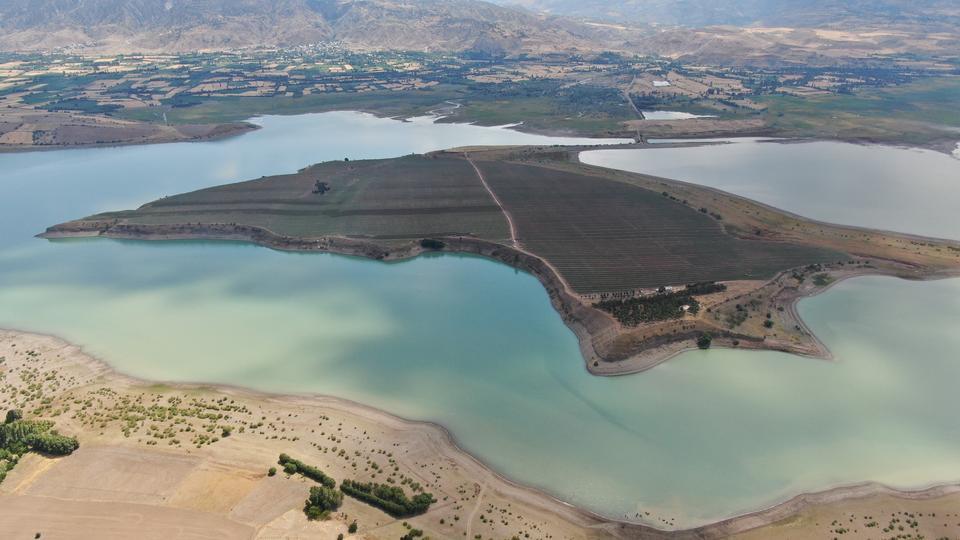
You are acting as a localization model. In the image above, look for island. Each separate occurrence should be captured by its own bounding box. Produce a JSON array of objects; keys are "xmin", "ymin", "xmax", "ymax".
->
[{"xmin": 41, "ymin": 144, "xmax": 960, "ymax": 375}]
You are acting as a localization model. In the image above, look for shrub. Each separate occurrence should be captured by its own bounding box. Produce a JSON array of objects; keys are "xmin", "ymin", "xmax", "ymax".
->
[
  {"xmin": 348, "ymin": 521, "xmax": 358, "ymax": 533},
  {"xmin": 267, "ymin": 467, "xmax": 277, "ymax": 477},
  {"xmin": 5, "ymin": 410, "xmax": 22, "ymax": 424}
]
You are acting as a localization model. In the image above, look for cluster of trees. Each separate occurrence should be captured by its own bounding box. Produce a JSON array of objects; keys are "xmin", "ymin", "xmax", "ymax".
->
[
  {"xmin": 278, "ymin": 454, "xmax": 336, "ymax": 488},
  {"xmin": 0, "ymin": 410, "xmax": 79, "ymax": 484},
  {"xmin": 276, "ymin": 453, "xmax": 433, "ymax": 522},
  {"xmin": 595, "ymin": 292, "xmax": 701, "ymax": 327},
  {"xmin": 419, "ymin": 238, "xmax": 446, "ymax": 250},
  {"xmin": 340, "ymin": 480, "xmax": 435, "ymax": 518},
  {"xmin": 685, "ymin": 281, "xmax": 727, "ymax": 295},
  {"xmin": 304, "ymin": 485, "xmax": 343, "ymax": 520}
]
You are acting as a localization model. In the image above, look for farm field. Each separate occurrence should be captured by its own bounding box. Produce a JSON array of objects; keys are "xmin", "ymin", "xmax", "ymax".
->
[
  {"xmin": 474, "ymin": 160, "xmax": 839, "ymax": 292},
  {"xmin": 109, "ymin": 155, "xmax": 511, "ymax": 243},
  {"xmin": 60, "ymin": 152, "xmax": 842, "ymax": 294}
]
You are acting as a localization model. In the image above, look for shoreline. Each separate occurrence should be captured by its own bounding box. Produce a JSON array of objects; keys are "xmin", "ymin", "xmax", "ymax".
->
[
  {"xmin": 37, "ymin": 223, "xmax": 846, "ymax": 376},
  {"xmin": 41, "ymin": 216, "xmax": 960, "ymax": 379},
  {"xmin": 0, "ymin": 120, "xmax": 259, "ymax": 154},
  {"xmin": 1, "ymin": 102, "xmax": 956, "ymax": 158},
  {"xmin": 3, "ymin": 327, "xmax": 960, "ymax": 538}
]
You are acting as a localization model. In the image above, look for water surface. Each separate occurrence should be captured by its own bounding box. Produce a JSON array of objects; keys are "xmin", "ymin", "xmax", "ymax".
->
[
  {"xmin": 641, "ymin": 111, "xmax": 716, "ymax": 120},
  {"xmin": 582, "ymin": 140, "xmax": 960, "ymax": 239},
  {"xmin": 1, "ymin": 113, "xmax": 958, "ymax": 527}
]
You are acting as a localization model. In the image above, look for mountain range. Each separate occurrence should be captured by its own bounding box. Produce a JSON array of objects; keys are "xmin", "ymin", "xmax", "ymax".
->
[
  {"xmin": 0, "ymin": 0, "xmax": 635, "ymax": 54},
  {"xmin": 0, "ymin": 0, "xmax": 956, "ymax": 62},
  {"xmin": 491, "ymin": 0, "xmax": 960, "ymax": 29}
]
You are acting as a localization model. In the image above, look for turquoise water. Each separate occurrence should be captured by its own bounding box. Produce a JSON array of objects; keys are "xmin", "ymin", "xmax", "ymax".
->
[
  {"xmin": 1, "ymin": 113, "xmax": 959, "ymax": 527},
  {"xmin": 581, "ymin": 141, "xmax": 960, "ymax": 240}
]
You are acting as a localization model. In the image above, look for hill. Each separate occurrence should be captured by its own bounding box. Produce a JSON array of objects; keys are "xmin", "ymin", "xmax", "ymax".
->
[
  {"xmin": 492, "ymin": 0, "xmax": 960, "ymax": 29},
  {"xmin": 0, "ymin": 0, "xmax": 631, "ymax": 54}
]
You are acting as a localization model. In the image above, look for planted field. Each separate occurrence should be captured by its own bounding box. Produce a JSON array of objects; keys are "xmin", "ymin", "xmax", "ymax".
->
[
  {"xmin": 113, "ymin": 155, "xmax": 510, "ymax": 242},
  {"xmin": 476, "ymin": 160, "xmax": 841, "ymax": 293}
]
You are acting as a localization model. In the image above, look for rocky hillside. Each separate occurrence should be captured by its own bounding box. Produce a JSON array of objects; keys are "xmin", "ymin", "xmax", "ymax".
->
[
  {"xmin": 0, "ymin": 0, "xmax": 633, "ymax": 53},
  {"xmin": 495, "ymin": 0, "xmax": 960, "ymax": 29}
]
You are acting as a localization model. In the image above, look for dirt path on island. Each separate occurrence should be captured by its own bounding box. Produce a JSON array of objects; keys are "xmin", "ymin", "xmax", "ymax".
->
[{"xmin": 467, "ymin": 154, "xmax": 519, "ymax": 248}]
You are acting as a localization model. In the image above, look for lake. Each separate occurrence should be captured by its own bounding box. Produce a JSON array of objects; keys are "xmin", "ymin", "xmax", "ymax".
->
[
  {"xmin": 581, "ymin": 140, "xmax": 960, "ymax": 240},
  {"xmin": 1, "ymin": 113, "xmax": 959, "ymax": 527}
]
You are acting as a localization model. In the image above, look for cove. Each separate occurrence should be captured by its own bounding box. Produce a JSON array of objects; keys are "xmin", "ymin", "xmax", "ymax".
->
[
  {"xmin": 1, "ymin": 113, "xmax": 959, "ymax": 528},
  {"xmin": 581, "ymin": 140, "xmax": 960, "ymax": 240}
]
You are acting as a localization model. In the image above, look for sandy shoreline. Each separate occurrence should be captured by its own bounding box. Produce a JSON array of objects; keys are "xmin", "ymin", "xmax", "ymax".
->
[{"xmin": 3, "ymin": 328, "xmax": 960, "ymax": 539}]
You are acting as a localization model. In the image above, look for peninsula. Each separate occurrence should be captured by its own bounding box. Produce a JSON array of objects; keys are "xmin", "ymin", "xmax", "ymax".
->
[{"xmin": 41, "ymin": 145, "xmax": 960, "ymax": 375}]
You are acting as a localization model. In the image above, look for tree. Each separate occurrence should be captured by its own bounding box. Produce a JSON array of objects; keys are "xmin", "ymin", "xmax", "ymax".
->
[
  {"xmin": 267, "ymin": 467, "xmax": 277, "ymax": 477},
  {"xmin": 304, "ymin": 485, "xmax": 343, "ymax": 519},
  {"xmin": 696, "ymin": 333, "xmax": 713, "ymax": 350},
  {"xmin": 4, "ymin": 410, "xmax": 22, "ymax": 424},
  {"xmin": 348, "ymin": 521, "xmax": 358, "ymax": 533}
]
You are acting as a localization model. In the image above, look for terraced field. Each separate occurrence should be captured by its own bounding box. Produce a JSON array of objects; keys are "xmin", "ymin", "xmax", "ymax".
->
[
  {"xmin": 476, "ymin": 160, "xmax": 841, "ymax": 293},
  {"xmin": 112, "ymin": 155, "xmax": 510, "ymax": 242}
]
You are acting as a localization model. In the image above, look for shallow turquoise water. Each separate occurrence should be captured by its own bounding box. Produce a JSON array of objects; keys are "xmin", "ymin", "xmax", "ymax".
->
[
  {"xmin": 1, "ymin": 113, "xmax": 958, "ymax": 527},
  {"xmin": 581, "ymin": 141, "xmax": 960, "ymax": 240}
]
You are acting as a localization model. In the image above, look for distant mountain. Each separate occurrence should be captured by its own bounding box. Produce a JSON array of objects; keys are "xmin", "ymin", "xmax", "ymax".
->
[
  {"xmin": 491, "ymin": 0, "xmax": 960, "ymax": 28},
  {"xmin": 0, "ymin": 0, "xmax": 633, "ymax": 53}
]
